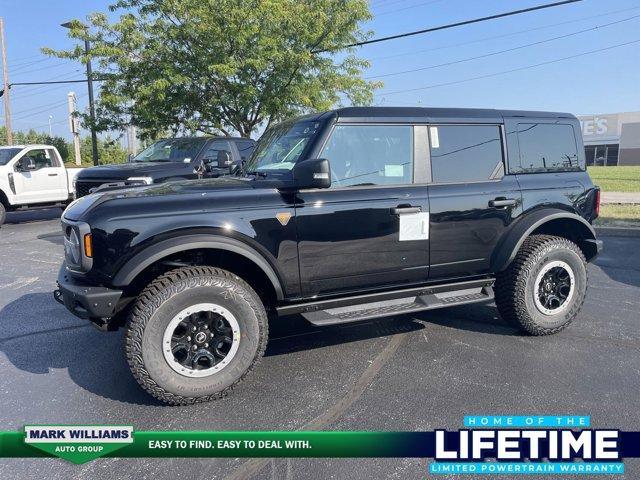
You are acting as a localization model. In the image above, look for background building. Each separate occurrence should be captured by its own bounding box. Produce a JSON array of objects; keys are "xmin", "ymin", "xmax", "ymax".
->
[{"xmin": 578, "ymin": 112, "xmax": 640, "ymax": 167}]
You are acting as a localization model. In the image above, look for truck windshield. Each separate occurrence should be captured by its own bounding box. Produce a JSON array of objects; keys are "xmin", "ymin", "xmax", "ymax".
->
[
  {"xmin": 0, "ymin": 148, "xmax": 21, "ymax": 165},
  {"xmin": 246, "ymin": 120, "xmax": 322, "ymax": 172},
  {"xmin": 132, "ymin": 138, "xmax": 208, "ymax": 163}
]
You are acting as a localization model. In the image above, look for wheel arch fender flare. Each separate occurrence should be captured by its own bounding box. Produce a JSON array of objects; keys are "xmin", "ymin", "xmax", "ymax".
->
[
  {"xmin": 491, "ymin": 209, "xmax": 597, "ymax": 272},
  {"xmin": 112, "ymin": 234, "xmax": 285, "ymax": 300}
]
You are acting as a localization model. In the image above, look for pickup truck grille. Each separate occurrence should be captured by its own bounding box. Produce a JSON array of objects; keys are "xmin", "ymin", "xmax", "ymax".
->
[{"xmin": 75, "ymin": 180, "xmax": 107, "ymax": 198}]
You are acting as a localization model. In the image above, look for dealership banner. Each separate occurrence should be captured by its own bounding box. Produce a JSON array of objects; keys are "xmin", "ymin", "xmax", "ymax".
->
[{"xmin": 1, "ymin": 416, "xmax": 639, "ymax": 473}]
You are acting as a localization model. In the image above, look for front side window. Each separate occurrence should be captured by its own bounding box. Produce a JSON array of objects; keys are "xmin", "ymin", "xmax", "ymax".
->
[
  {"xmin": 247, "ymin": 120, "xmax": 322, "ymax": 172},
  {"xmin": 21, "ymin": 149, "xmax": 54, "ymax": 170},
  {"xmin": 429, "ymin": 125, "xmax": 504, "ymax": 183},
  {"xmin": 321, "ymin": 125, "xmax": 413, "ymax": 187},
  {"xmin": 517, "ymin": 123, "xmax": 581, "ymax": 171},
  {"xmin": 132, "ymin": 138, "xmax": 208, "ymax": 163}
]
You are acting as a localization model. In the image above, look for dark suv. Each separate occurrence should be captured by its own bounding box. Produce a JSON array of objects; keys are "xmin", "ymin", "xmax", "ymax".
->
[
  {"xmin": 74, "ymin": 136, "xmax": 255, "ymax": 197},
  {"xmin": 55, "ymin": 107, "xmax": 602, "ymax": 405}
]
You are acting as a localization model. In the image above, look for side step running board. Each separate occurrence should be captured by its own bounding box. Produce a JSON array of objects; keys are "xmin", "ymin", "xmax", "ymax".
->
[{"xmin": 277, "ymin": 279, "xmax": 494, "ymax": 326}]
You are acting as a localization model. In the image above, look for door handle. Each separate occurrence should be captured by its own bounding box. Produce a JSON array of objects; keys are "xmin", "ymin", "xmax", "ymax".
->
[
  {"xmin": 489, "ymin": 198, "xmax": 517, "ymax": 208},
  {"xmin": 391, "ymin": 205, "xmax": 421, "ymax": 215},
  {"xmin": 48, "ymin": 173, "xmax": 58, "ymax": 177}
]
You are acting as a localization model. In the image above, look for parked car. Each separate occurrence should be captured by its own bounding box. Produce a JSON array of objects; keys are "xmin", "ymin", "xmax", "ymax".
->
[
  {"xmin": 0, "ymin": 145, "xmax": 82, "ymax": 226},
  {"xmin": 73, "ymin": 136, "xmax": 255, "ymax": 198},
  {"xmin": 55, "ymin": 107, "xmax": 602, "ymax": 405}
]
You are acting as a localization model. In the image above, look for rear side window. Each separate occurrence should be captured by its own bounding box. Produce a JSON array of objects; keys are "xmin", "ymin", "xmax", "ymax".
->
[
  {"xmin": 321, "ymin": 125, "xmax": 413, "ymax": 187},
  {"xmin": 429, "ymin": 125, "xmax": 504, "ymax": 183},
  {"xmin": 517, "ymin": 123, "xmax": 580, "ymax": 172}
]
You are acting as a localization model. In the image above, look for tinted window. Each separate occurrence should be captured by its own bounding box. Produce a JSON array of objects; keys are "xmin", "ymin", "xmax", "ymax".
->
[
  {"xmin": 517, "ymin": 123, "xmax": 580, "ymax": 171},
  {"xmin": 320, "ymin": 125, "xmax": 413, "ymax": 187},
  {"xmin": 235, "ymin": 140, "xmax": 255, "ymax": 161},
  {"xmin": 429, "ymin": 125, "xmax": 503, "ymax": 183}
]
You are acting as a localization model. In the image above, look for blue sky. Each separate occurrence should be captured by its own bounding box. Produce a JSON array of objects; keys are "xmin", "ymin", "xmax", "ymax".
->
[{"xmin": 0, "ymin": 0, "xmax": 639, "ymax": 141}]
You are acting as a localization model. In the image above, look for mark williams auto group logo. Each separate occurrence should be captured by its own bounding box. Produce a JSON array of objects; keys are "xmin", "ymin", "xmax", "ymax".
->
[
  {"xmin": 24, "ymin": 425, "xmax": 133, "ymax": 464},
  {"xmin": 430, "ymin": 415, "xmax": 623, "ymax": 475}
]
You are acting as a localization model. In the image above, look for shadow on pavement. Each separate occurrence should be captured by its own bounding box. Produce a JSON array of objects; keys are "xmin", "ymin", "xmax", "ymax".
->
[
  {"xmin": 592, "ymin": 235, "xmax": 640, "ymax": 288},
  {"xmin": 5, "ymin": 208, "xmax": 62, "ymax": 225},
  {"xmin": 0, "ymin": 292, "xmax": 514, "ymax": 404}
]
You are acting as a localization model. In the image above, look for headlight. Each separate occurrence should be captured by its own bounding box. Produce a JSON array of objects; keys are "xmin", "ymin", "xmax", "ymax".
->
[
  {"xmin": 66, "ymin": 228, "xmax": 81, "ymax": 264},
  {"xmin": 126, "ymin": 176, "xmax": 153, "ymax": 185},
  {"xmin": 62, "ymin": 220, "xmax": 94, "ymax": 273}
]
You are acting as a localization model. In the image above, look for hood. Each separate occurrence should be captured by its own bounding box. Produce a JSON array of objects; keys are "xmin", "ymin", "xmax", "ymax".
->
[
  {"xmin": 63, "ymin": 176, "xmax": 258, "ymax": 221},
  {"xmin": 76, "ymin": 161, "xmax": 192, "ymax": 180}
]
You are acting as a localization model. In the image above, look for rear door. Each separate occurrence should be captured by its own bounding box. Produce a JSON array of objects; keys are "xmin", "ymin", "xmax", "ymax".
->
[
  {"xmin": 295, "ymin": 123, "xmax": 430, "ymax": 297},
  {"xmin": 426, "ymin": 123, "xmax": 522, "ymax": 280}
]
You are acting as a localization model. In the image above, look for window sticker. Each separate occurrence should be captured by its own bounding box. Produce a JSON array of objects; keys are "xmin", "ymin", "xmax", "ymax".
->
[
  {"xmin": 384, "ymin": 164, "xmax": 404, "ymax": 177},
  {"xmin": 429, "ymin": 126, "xmax": 440, "ymax": 149},
  {"xmin": 399, "ymin": 212, "xmax": 430, "ymax": 241},
  {"xmin": 44, "ymin": 150, "xmax": 51, "ymax": 159}
]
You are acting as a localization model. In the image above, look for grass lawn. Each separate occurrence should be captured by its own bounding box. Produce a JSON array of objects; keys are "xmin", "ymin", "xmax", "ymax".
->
[
  {"xmin": 587, "ymin": 166, "xmax": 640, "ymax": 193},
  {"xmin": 595, "ymin": 204, "xmax": 640, "ymax": 227}
]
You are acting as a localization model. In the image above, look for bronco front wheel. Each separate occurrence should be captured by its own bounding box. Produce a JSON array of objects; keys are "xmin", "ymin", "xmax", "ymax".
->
[{"xmin": 125, "ymin": 266, "xmax": 268, "ymax": 405}]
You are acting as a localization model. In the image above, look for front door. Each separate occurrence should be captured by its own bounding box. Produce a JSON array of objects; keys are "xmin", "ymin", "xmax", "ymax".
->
[
  {"xmin": 426, "ymin": 124, "xmax": 522, "ymax": 280},
  {"xmin": 295, "ymin": 124, "xmax": 430, "ymax": 297},
  {"xmin": 12, "ymin": 148, "xmax": 67, "ymax": 204}
]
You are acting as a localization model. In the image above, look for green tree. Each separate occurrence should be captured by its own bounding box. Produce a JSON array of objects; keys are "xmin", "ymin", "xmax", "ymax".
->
[{"xmin": 44, "ymin": 0, "xmax": 380, "ymax": 139}]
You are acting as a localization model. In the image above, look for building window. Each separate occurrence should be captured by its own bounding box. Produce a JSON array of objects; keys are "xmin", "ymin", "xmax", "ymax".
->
[{"xmin": 585, "ymin": 144, "xmax": 619, "ymax": 166}]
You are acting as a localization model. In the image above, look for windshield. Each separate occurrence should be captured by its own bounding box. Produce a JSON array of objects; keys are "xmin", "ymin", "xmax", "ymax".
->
[
  {"xmin": 0, "ymin": 148, "xmax": 21, "ymax": 166},
  {"xmin": 132, "ymin": 138, "xmax": 208, "ymax": 163},
  {"xmin": 246, "ymin": 120, "xmax": 322, "ymax": 172}
]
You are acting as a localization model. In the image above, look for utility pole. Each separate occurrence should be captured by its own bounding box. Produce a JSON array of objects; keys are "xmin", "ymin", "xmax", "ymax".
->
[
  {"xmin": 61, "ymin": 21, "xmax": 98, "ymax": 165},
  {"xmin": 0, "ymin": 17, "xmax": 13, "ymax": 145},
  {"xmin": 84, "ymin": 37, "xmax": 99, "ymax": 166},
  {"xmin": 127, "ymin": 124, "xmax": 137, "ymax": 157},
  {"xmin": 67, "ymin": 92, "xmax": 81, "ymax": 166}
]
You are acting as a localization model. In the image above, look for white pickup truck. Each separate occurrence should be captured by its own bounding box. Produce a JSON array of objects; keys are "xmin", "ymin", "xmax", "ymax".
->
[{"xmin": 0, "ymin": 145, "xmax": 83, "ymax": 226}]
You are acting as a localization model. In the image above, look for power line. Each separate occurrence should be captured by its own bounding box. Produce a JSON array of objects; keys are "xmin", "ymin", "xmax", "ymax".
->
[
  {"xmin": 368, "ymin": 5, "xmax": 640, "ymax": 61},
  {"xmin": 376, "ymin": 0, "xmax": 445, "ymax": 17},
  {"xmin": 316, "ymin": 0, "xmax": 583, "ymax": 52},
  {"xmin": 12, "ymin": 93, "xmax": 87, "ymax": 121},
  {"xmin": 366, "ymin": 15, "xmax": 640, "ymax": 79},
  {"xmin": 376, "ymin": 38, "xmax": 640, "ymax": 97}
]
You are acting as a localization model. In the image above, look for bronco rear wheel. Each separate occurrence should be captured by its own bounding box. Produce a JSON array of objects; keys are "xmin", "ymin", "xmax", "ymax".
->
[
  {"xmin": 495, "ymin": 234, "xmax": 587, "ymax": 335},
  {"xmin": 125, "ymin": 266, "xmax": 268, "ymax": 405}
]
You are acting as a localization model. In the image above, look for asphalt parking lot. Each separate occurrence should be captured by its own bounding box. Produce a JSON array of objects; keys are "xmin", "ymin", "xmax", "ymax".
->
[{"xmin": 0, "ymin": 208, "xmax": 638, "ymax": 479}]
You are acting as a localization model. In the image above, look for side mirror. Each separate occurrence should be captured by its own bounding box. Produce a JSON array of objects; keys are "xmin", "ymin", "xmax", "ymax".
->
[
  {"xmin": 18, "ymin": 158, "xmax": 36, "ymax": 171},
  {"xmin": 292, "ymin": 158, "xmax": 331, "ymax": 190}
]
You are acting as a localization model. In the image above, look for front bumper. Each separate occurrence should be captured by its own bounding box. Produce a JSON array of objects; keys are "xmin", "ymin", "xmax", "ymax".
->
[{"xmin": 54, "ymin": 265, "xmax": 123, "ymax": 320}]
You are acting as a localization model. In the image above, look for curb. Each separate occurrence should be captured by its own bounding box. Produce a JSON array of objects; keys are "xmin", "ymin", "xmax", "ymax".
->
[{"xmin": 595, "ymin": 226, "xmax": 640, "ymax": 238}]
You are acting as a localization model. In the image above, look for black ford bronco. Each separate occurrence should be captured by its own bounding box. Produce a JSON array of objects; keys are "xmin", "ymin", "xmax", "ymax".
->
[{"xmin": 55, "ymin": 107, "xmax": 602, "ymax": 405}]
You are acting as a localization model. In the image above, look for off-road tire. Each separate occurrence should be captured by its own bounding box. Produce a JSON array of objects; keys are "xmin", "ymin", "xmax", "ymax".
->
[
  {"xmin": 0, "ymin": 202, "xmax": 6, "ymax": 226},
  {"xmin": 125, "ymin": 266, "xmax": 268, "ymax": 405},
  {"xmin": 495, "ymin": 234, "xmax": 587, "ymax": 335}
]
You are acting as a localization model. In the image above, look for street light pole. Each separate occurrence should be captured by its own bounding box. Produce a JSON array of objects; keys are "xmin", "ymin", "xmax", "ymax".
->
[
  {"xmin": 84, "ymin": 38, "xmax": 99, "ymax": 166},
  {"xmin": 61, "ymin": 21, "xmax": 99, "ymax": 166}
]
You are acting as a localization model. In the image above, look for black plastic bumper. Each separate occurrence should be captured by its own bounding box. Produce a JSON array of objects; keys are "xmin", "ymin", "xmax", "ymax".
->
[
  {"xmin": 584, "ymin": 238, "xmax": 604, "ymax": 261},
  {"xmin": 54, "ymin": 265, "xmax": 123, "ymax": 320}
]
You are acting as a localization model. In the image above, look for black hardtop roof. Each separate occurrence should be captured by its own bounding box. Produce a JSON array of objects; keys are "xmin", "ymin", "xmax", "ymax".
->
[{"xmin": 304, "ymin": 106, "xmax": 576, "ymax": 123}]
